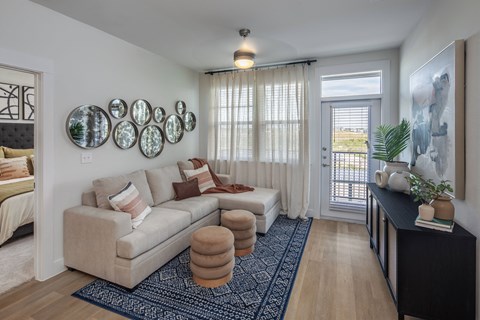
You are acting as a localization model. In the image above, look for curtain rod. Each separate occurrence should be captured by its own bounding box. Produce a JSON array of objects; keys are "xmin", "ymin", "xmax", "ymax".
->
[{"xmin": 204, "ymin": 59, "xmax": 317, "ymax": 75}]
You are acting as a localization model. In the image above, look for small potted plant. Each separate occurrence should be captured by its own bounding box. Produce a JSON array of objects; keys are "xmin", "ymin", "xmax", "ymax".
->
[
  {"xmin": 430, "ymin": 180, "xmax": 454, "ymax": 221},
  {"xmin": 372, "ymin": 119, "xmax": 411, "ymax": 176},
  {"xmin": 405, "ymin": 173, "xmax": 436, "ymax": 221}
]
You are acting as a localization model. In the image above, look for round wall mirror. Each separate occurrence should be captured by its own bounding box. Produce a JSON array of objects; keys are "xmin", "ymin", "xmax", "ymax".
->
[
  {"xmin": 131, "ymin": 99, "xmax": 152, "ymax": 125},
  {"xmin": 164, "ymin": 114, "xmax": 184, "ymax": 144},
  {"xmin": 113, "ymin": 121, "xmax": 138, "ymax": 149},
  {"xmin": 66, "ymin": 105, "xmax": 111, "ymax": 149},
  {"xmin": 108, "ymin": 99, "xmax": 128, "ymax": 119},
  {"xmin": 153, "ymin": 107, "xmax": 166, "ymax": 123},
  {"xmin": 175, "ymin": 100, "xmax": 186, "ymax": 115},
  {"xmin": 184, "ymin": 112, "xmax": 196, "ymax": 132},
  {"xmin": 139, "ymin": 125, "xmax": 165, "ymax": 158}
]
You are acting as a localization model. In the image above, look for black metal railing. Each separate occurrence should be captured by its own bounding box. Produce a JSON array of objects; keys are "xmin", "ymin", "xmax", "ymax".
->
[{"xmin": 329, "ymin": 151, "xmax": 368, "ymax": 211}]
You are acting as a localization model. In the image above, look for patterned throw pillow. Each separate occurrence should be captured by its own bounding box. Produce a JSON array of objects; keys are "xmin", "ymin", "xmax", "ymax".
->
[
  {"xmin": 108, "ymin": 182, "xmax": 152, "ymax": 228},
  {"xmin": 183, "ymin": 164, "xmax": 216, "ymax": 193},
  {"xmin": 0, "ymin": 156, "xmax": 30, "ymax": 180}
]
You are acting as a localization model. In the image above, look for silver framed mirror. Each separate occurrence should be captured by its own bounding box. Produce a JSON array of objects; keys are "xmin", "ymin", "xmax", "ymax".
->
[
  {"xmin": 164, "ymin": 114, "xmax": 184, "ymax": 144},
  {"xmin": 108, "ymin": 99, "xmax": 128, "ymax": 119},
  {"xmin": 175, "ymin": 100, "xmax": 186, "ymax": 115},
  {"xmin": 113, "ymin": 121, "xmax": 138, "ymax": 149},
  {"xmin": 66, "ymin": 105, "xmax": 111, "ymax": 149},
  {"xmin": 139, "ymin": 125, "xmax": 165, "ymax": 158},
  {"xmin": 131, "ymin": 99, "xmax": 152, "ymax": 126},
  {"xmin": 153, "ymin": 107, "xmax": 166, "ymax": 123},
  {"xmin": 183, "ymin": 111, "xmax": 196, "ymax": 132}
]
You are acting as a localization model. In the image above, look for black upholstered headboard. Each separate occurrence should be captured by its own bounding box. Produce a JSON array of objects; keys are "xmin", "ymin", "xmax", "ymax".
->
[{"xmin": 0, "ymin": 123, "xmax": 34, "ymax": 149}]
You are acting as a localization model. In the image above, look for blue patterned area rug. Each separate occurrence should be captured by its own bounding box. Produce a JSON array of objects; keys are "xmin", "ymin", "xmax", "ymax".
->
[{"xmin": 73, "ymin": 215, "xmax": 312, "ymax": 320}]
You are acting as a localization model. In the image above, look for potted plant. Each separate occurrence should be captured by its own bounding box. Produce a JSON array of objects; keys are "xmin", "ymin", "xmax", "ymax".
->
[
  {"xmin": 405, "ymin": 173, "xmax": 436, "ymax": 221},
  {"xmin": 430, "ymin": 180, "xmax": 455, "ymax": 221},
  {"xmin": 372, "ymin": 119, "xmax": 411, "ymax": 176}
]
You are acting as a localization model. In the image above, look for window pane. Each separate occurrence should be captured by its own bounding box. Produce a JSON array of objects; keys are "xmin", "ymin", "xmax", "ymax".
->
[{"xmin": 322, "ymin": 71, "xmax": 381, "ymax": 98}]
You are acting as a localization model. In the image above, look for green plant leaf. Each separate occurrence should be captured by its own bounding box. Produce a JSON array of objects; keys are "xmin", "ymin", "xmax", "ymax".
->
[{"xmin": 372, "ymin": 119, "xmax": 410, "ymax": 162}]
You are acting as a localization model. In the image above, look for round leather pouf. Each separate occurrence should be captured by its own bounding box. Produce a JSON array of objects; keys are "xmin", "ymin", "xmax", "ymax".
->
[
  {"xmin": 190, "ymin": 226, "xmax": 235, "ymax": 288},
  {"xmin": 221, "ymin": 210, "xmax": 257, "ymax": 256}
]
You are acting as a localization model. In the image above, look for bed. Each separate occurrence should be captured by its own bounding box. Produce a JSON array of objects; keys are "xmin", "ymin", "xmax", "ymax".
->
[{"xmin": 0, "ymin": 123, "xmax": 35, "ymax": 246}]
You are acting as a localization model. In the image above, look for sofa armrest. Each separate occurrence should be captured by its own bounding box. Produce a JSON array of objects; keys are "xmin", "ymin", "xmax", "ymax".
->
[
  {"xmin": 64, "ymin": 205, "xmax": 132, "ymax": 282},
  {"xmin": 217, "ymin": 173, "xmax": 232, "ymax": 185}
]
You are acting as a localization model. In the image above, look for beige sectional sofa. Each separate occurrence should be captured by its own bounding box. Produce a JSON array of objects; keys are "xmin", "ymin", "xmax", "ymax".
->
[{"xmin": 64, "ymin": 164, "xmax": 280, "ymax": 288}]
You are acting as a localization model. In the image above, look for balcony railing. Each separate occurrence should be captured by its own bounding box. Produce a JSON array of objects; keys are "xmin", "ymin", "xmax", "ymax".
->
[{"xmin": 329, "ymin": 151, "xmax": 368, "ymax": 212}]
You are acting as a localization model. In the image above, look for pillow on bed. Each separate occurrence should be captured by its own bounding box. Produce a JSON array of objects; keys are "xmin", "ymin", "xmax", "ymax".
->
[
  {"xmin": 108, "ymin": 181, "xmax": 152, "ymax": 228},
  {"xmin": 3, "ymin": 147, "xmax": 34, "ymax": 175},
  {"xmin": 0, "ymin": 147, "xmax": 4, "ymax": 158},
  {"xmin": 0, "ymin": 156, "xmax": 30, "ymax": 180}
]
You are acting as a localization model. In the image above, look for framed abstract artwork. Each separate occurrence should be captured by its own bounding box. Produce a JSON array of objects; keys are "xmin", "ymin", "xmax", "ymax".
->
[
  {"xmin": 0, "ymin": 82, "xmax": 20, "ymax": 120},
  {"xmin": 410, "ymin": 40, "xmax": 465, "ymax": 199},
  {"xmin": 22, "ymin": 86, "xmax": 35, "ymax": 121}
]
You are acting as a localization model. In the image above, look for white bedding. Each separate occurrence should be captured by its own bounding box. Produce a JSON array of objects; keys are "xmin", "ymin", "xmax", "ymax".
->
[{"xmin": 0, "ymin": 176, "xmax": 34, "ymax": 245}]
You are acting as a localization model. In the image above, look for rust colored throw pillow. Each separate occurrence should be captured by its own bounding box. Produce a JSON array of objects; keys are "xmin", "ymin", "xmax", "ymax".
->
[
  {"xmin": 2, "ymin": 147, "xmax": 34, "ymax": 175},
  {"xmin": 108, "ymin": 181, "xmax": 152, "ymax": 228},
  {"xmin": 0, "ymin": 156, "xmax": 30, "ymax": 180},
  {"xmin": 172, "ymin": 178, "xmax": 201, "ymax": 201},
  {"xmin": 183, "ymin": 164, "xmax": 216, "ymax": 193}
]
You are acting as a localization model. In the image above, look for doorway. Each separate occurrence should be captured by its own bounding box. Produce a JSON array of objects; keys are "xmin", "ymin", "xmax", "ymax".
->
[{"xmin": 320, "ymin": 99, "xmax": 380, "ymax": 221}]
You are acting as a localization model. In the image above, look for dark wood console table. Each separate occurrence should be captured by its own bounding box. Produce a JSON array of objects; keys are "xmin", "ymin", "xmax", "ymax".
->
[{"xmin": 366, "ymin": 183, "xmax": 476, "ymax": 320}]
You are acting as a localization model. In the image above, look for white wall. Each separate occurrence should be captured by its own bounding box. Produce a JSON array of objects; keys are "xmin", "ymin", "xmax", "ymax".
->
[
  {"xmin": 0, "ymin": 0, "xmax": 199, "ymax": 279},
  {"xmin": 0, "ymin": 67, "xmax": 34, "ymax": 123},
  {"xmin": 399, "ymin": 0, "xmax": 480, "ymax": 316}
]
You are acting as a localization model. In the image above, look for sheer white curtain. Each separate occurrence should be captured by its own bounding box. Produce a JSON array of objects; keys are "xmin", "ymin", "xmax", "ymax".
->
[{"xmin": 208, "ymin": 64, "xmax": 310, "ymax": 219}]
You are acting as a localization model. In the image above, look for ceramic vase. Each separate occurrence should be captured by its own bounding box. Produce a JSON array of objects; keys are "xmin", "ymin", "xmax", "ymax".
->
[
  {"xmin": 383, "ymin": 161, "xmax": 410, "ymax": 177},
  {"xmin": 375, "ymin": 170, "xmax": 389, "ymax": 188},
  {"xmin": 418, "ymin": 203, "xmax": 435, "ymax": 221},
  {"xmin": 431, "ymin": 196, "xmax": 455, "ymax": 221},
  {"xmin": 388, "ymin": 171, "xmax": 410, "ymax": 194}
]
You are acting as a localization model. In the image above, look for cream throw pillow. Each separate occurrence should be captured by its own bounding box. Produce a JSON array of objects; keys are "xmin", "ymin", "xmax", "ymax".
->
[
  {"xmin": 0, "ymin": 156, "xmax": 30, "ymax": 180},
  {"xmin": 108, "ymin": 182, "xmax": 152, "ymax": 228},
  {"xmin": 183, "ymin": 164, "xmax": 216, "ymax": 193}
]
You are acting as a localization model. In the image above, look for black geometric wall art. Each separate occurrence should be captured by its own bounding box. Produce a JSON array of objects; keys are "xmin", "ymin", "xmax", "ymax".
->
[
  {"xmin": 22, "ymin": 86, "xmax": 34, "ymax": 121},
  {"xmin": 0, "ymin": 82, "xmax": 20, "ymax": 120}
]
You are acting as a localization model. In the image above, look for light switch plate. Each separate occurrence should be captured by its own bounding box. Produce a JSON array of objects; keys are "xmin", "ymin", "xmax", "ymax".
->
[{"xmin": 81, "ymin": 152, "xmax": 93, "ymax": 164}]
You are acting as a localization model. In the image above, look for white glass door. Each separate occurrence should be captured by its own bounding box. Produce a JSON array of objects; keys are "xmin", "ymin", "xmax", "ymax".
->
[{"xmin": 320, "ymin": 99, "xmax": 380, "ymax": 221}]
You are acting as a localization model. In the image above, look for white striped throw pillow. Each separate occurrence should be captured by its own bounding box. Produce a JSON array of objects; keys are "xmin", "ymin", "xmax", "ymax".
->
[
  {"xmin": 183, "ymin": 164, "xmax": 216, "ymax": 193},
  {"xmin": 108, "ymin": 181, "xmax": 152, "ymax": 228}
]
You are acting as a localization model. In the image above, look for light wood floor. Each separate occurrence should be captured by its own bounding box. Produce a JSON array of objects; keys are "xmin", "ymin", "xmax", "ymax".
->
[{"xmin": 0, "ymin": 220, "xmax": 416, "ymax": 320}]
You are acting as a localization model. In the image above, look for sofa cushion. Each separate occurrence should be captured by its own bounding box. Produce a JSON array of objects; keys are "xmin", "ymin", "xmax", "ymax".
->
[
  {"xmin": 172, "ymin": 178, "xmax": 201, "ymax": 200},
  {"xmin": 177, "ymin": 160, "xmax": 194, "ymax": 182},
  {"xmin": 158, "ymin": 196, "xmax": 219, "ymax": 224},
  {"xmin": 203, "ymin": 187, "xmax": 280, "ymax": 215},
  {"xmin": 108, "ymin": 181, "xmax": 152, "ymax": 229},
  {"xmin": 146, "ymin": 165, "xmax": 183, "ymax": 205},
  {"xmin": 93, "ymin": 170, "xmax": 154, "ymax": 210},
  {"xmin": 183, "ymin": 164, "xmax": 216, "ymax": 193},
  {"xmin": 116, "ymin": 207, "xmax": 191, "ymax": 259}
]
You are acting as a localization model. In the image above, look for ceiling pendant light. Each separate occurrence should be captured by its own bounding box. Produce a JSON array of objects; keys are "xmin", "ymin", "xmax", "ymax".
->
[{"xmin": 234, "ymin": 28, "xmax": 255, "ymax": 69}]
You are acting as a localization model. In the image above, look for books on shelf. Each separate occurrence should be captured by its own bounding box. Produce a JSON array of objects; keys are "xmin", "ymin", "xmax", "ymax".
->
[{"xmin": 415, "ymin": 215, "xmax": 455, "ymax": 233}]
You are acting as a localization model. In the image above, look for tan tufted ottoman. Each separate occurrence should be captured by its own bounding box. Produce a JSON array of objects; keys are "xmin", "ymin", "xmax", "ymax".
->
[
  {"xmin": 221, "ymin": 210, "xmax": 257, "ymax": 256},
  {"xmin": 190, "ymin": 226, "xmax": 235, "ymax": 288}
]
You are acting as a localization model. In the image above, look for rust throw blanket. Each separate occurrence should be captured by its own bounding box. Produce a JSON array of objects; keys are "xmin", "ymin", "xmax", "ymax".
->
[{"xmin": 189, "ymin": 158, "xmax": 254, "ymax": 194}]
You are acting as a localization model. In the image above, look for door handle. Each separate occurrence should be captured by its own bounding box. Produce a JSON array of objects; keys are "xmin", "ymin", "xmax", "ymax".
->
[{"xmin": 322, "ymin": 163, "xmax": 330, "ymax": 167}]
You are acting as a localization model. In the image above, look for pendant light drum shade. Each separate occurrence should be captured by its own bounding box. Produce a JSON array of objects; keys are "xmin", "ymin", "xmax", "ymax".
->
[{"xmin": 234, "ymin": 50, "xmax": 255, "ymax": 69}]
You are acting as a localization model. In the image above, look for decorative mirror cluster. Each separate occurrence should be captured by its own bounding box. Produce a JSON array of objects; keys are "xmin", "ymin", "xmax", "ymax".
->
[
  {"xmin": 66, "ymin": 98, "xmax": 196, "ymax": 157},
  {"xmin": 66, "ymin": 105, "xmax": 111, "ymax": 149}
]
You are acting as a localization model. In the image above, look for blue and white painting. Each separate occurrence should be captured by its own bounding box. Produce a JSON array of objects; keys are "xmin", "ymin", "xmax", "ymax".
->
[{"xmin": 410, "ymin": 41, "xmax": 464, "ymax": 199}]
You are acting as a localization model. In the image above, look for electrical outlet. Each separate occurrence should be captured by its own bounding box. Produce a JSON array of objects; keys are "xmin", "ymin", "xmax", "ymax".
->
[{"xmin": 81, "ymin": 152, "xmax": 93, "ymax": 164}]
